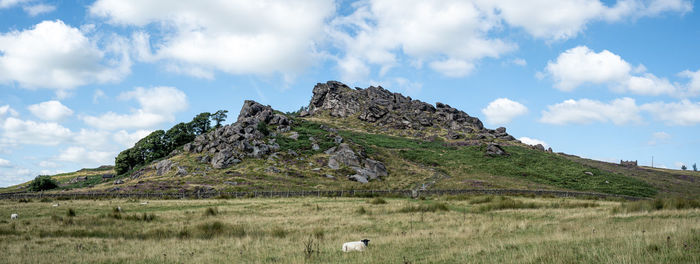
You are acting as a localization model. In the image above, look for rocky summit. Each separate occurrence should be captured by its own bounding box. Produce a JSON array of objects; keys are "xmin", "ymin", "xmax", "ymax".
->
[
  {"xmin": 184, "ymin": 100, "xmax": 291, "ymax": 169},
  {"xmin": 180, "ymin": 81, "xmax": 519, "ymax": 183},
  {"xmin": 302, "ymin": 81, "xmax": 516, "ymax": 141}
]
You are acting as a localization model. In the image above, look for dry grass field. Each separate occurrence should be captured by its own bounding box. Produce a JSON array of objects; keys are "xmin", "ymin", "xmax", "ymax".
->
[{"xmin": 0, "ymin": 196, "xmax": 698, "ymax": 263}]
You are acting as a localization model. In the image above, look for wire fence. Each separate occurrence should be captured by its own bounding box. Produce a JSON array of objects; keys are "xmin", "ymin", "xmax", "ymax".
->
[{"xmin": 0, "ymin": 188, "xmax": 645, "ymax": 200}]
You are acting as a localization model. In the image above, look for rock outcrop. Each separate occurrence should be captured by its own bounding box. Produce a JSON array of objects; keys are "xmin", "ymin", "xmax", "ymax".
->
[
  {"xmin": 485, "ymin": 143, "xmax": 508, "ymax": 157},
  {"xmin": 305, "ymin": 81, "xmax": 515, "ymax": 141},
  {"xmin": 184, "ymin": 100, "xmax": 291, "ymax": 169},
  {"xmin": 327, "ymin": 143, "xmax": 388, "ymax": 183}
]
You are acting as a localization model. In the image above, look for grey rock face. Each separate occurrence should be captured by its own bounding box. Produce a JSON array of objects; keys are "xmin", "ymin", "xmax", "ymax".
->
[
  {"xmin": 307, "ymin": 81, "xmax": 515, "ymax": 141},
  {"xmin": 68, "ymin": 176, "xmax": 88, "ymax": 184},
  {"xmin": 184, "ymin": 100, "xmax": 289, "ymax": 169},
  {"xmin": 485, "ymin": 143, "xmax": 508, "ymax": 157},
  {"xmin": 326, "ymin": 143, "xmax": 388, "ymax": 183},
  {"xmin": 155, "ymin": 160, "xmax": 174, "ymax": 176},
  {"xmin": 114, "ymin": 179, "xmax": 124, "ymax": 185}
]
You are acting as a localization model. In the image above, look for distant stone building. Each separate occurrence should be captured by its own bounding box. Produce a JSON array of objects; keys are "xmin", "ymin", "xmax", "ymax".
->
[{"xmin": 620, "ymin": 160, "xmax": 637, "ymax": 167}]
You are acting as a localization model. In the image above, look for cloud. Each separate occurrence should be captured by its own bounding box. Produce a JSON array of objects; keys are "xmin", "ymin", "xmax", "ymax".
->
[
  {"xmin": 0, "ymin": 167, "xmax": 34, "ymax": 187},
  {"xmin": 1, "ymin": 117, "xmax": 73, "ymax": 146},
  {"xmin": 0, "ymin": 0, "xmax": 30, "ymax": 8},
  {"xmin": 641, "ymin": 100, "xmax": 700, "ymax": 125},
  {"xmin": 38, "ymin": 161, "xmax": 59, "ymax": 168},
  {"xmin": 511, "ymin": 58, "xmax": 527, "ymax": 66},
  {"xmin": 27, "ymin": 100, "xmax": 74, "ymax": 121},
  {"xmin": 90, "ymin": 0, "xmax": 335, "ymax": 79},
  {"xmin": 0, "ymin": 105, "xmax": 18, "ymax": 118},
  {"xmin": 23, "ymin": 3, "xmax": 55, "ymax": 16},
  {"xmin": 330, "ymin": 0, "xmax": 515, "ymax": 79},
  {"xmin": 481, "ymin": 0, "xmax": 691, "ymax": 40},
  {"xmin": 82, "ymin": 86, "xmax": 188, "ymax": 130},
  {"xmin": 482, "ymin": 98, "xmax": 528, "ymax": 125},
  {"xmin": 518, "ymin": 137, "xmax": 549, "ymax": 149},
  {"xmin": 648, "ymin": 131, "xmax": 671, "ymax": 145},
  {"xmin": 0, "ymin": 158, "xmax": 11, "ymax": 167},
  {"xmin": 56, "ymin": 147, "xmax": 114, "ymax": 166},
  {"xmin": 540, "ymin": 97, "xmax": 641, "ymax": 125},
  {"xmin": 113, "ymin": 129, "xmax": 152, "ymax": 148},
  {"xmin": 0, "ymin": 20, "xmax": 131, "ymax": 96},
  {"xmin": 544, "ymin": 46, "xmax": 697, "ymax": 97}
]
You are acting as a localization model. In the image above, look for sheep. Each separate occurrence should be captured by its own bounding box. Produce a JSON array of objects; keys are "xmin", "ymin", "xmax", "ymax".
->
[
  {"xmin": 140, "ymin": 201, "xmax": 148, "ymax": 205},
  {"xmin": 10, "ymin": 214, "xmax": 18, "ymax": 220},
  {"xmin": 52, "ymin": 203, "xmax": 59, "ymax": 207},
  {"xmin": 342, "ymin": 239, "xmax": 370, "ymax": 252}
]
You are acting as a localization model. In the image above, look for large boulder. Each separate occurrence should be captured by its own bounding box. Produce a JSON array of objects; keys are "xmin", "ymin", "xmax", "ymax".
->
[
  {"xmin": 327, "ymin": 144, "xmax": 388, "ymax": 183},
  {"xmin": 485, "ymin": 143, "xmax": 508, "ymax": 157}
]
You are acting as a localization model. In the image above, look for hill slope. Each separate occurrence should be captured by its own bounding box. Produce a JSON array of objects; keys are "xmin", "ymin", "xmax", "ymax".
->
[{"xmin": 3, "ymin": 81, "xmax": 698, "ymax": 198}]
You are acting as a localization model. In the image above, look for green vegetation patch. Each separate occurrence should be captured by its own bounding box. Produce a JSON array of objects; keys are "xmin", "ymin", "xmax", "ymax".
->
[{"xmin": 338, "ymin": 130, "xmax": 656, "ymax": 197}]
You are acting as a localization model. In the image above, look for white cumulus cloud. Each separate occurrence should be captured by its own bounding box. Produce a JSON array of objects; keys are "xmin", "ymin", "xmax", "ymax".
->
[
  {"xmin": 113, "ymin": 129, "xmax": 152, "ymax": 148},
  {"xmin": 482, "ymin": 98, "xmax": 528, "ymax": 125},
  {"xmin": 23, "ymin": 4, "xmax": 55, "ymax": 16},
  {"xmin": 82, "ymin": 86, "xmax": 188, "ymax": 130},
  {"xmin": 480, "ymin": 0, "xmax": 691, "ymax": 41},
  {"xmin": 544, "ymin": 46, "xmax": 697, "ymax": 97},
  {"xmin": 56, "ymin": 147, "xmax": 114, "ymax": 166},
  {"xmin": 540, "ymin": 97, "xmax": 641, "ymax": 125},
  {"xmin": 641, "ymin": 100, "xmax": 700, "ymax": 126},
  {"xmin": 90, "ymin": 0, "xmax": 335, "ymax": 79},
  {"xmin": 27, "ymin": 100, "xmax": 74, "ymax": 121},
  {"xmin": 0, "ymin": 158, "xmax": 11, "ymax": 167},
  {"xmin": 0, "ymin": 20, "xmax": 131, "ymax": 96},
  {"xmin": 1, "ymin": 117, "xmax": 73, "ymax": 146}
]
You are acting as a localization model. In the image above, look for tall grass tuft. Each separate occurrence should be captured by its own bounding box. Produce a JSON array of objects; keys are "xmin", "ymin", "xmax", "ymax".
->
[
  {"xmin": 399, "ymin": 202, "xmax": 450, "ymax": 213},
  {"xmin": 612, "ymin": 197, "xmax": 700, "ymax": 214},
  {"xmin": 369, "ymin": 198, "xmax": 387, "ymax": 205},
  {"xmin": 204, "ymin": 207, "xmax": 219, "ymax": 216}
]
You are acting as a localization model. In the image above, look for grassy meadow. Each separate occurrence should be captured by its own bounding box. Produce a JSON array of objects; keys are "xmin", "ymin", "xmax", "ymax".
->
[{"xmin": 1, "ymin": 196, "xmax": 698, "ymax": 263}]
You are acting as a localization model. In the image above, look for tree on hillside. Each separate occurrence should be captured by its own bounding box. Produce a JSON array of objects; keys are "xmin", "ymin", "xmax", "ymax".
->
[
  {"xmin": 190, "ymin": 112, "xmax": 212, "ymax": 135},
  {"xmin": 681, "ymin": 165, "xmax": 687, "ymax": 170},
  {"xmin": 693, "ymin": 163, "xmax": 697, "ymax": 171},
  {"xmin": 211, "ymin": 110, "xmax": 228, "ymax": 128},
  {"xmin": 164, "ymin": 122, "xmax": 195, "ymax": 149},
  {"xmin": 28, "ymin": 175, "xmax": 58, "ymax": 191}
]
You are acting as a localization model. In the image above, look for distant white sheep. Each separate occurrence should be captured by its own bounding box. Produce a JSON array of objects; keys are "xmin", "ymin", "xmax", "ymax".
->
[
  {"xmin": 140, "ymin": 201, "xmax": 148, "ymax": 205},
  {"xmin": 342, "ymin": 239, "xmax": 370, "ymax": 252},
  {"xmin": 10, "ymin": 213, "xmax": 18, "ymax": 220},
  {"xmin": 52, "ymin": 203, "xmax": 59, "ymax": 207}
]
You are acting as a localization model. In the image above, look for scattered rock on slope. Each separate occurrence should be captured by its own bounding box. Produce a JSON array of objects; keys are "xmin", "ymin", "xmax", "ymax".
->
[
  {"xmin": 327, "ymin": 143, "xmax": 388, "ymax": 183},
  {"xmin": 184, "ymin": 100, "xmax": 290, "ymax": 169},
  {"xmin": 307, "ymin": 81, "xmax": 516, "ymax": 141},
  {"xmin": 485, "ymin": 143, "xmax": 508, "ymax": 157}
]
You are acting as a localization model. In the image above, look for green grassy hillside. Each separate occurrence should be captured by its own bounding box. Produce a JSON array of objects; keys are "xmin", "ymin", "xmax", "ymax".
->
[{"xmin": 5, "ymin": 116, "xmax": 696, "ymax": 198}]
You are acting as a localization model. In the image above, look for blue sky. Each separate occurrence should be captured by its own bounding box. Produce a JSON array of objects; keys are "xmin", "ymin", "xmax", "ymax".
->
[{"xmin": 0, "ymin": 0, "xmax": 699, "ymax": 186}]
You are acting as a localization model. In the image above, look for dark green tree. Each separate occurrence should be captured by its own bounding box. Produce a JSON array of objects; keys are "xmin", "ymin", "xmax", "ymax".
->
[
  {"xmin": 164, "ymin": 122, "xmax": 195, "ymax": 149},
  {"xmin": 28, "ymin": 175, "xmax": 58, "ymax": 191},
  {"xmin": 136, "ymin": 130, "xmax": 167, "ymax": 163},
  {"xmin": 211, "ymin": 110, "xmax": 229, "ymax": 128},
  {"xmin": 693, "ymin": 163, "xmax": 697, "ymax": 171},
  {"xmin": 190, "ymin": 112, "xmax": 211, "ymax": 135},
  {"xmin": 681, "ymin": 165, "xmax": 687, "ymax": 170}
]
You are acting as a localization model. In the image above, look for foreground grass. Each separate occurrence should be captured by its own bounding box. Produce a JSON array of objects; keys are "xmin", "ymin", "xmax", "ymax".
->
[{"xmin": 1, "ymin": 196, "xmax": 698, "ymax": 263}]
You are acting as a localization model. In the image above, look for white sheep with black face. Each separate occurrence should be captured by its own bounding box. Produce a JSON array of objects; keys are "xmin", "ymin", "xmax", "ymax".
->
[
  {"xmin": 342, "ymin": 239, "xmax": 370, "ymax": 252},
  {"xmin": 10, "ymin": 213, "xmax": 18, "ymax": 220}
]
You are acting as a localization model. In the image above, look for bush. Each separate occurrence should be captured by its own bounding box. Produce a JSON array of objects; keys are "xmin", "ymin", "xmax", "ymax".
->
[
  {"xmin": 204, "ymin": 207, "xmax": 219, "ymax": 216},
  {"xmin": 270, "ymin": 227, "xmax": 288, "ymax": 238},
  {"xmin": 368, "ymin": 198, "xmax": 387, "ymax": 204},
  {"xmin": 356, "ymin": 206, "xmax": 367, "ymax": 215},
  {"xmin": 28, "ymin": 175, "xmax": 58, "ymax": 192},
  {"xmin": 399, "ymin": 202, "xmax": 450, "ymax": 213},
  {"xmin": 66, "ymin": 208, "xmax": 76, "ymax": 217}
]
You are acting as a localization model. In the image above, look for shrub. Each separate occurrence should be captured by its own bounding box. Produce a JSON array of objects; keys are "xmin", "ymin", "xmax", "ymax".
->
[
  {"xmin": 66, "ymin": 208, "xmax": 76, "ymax": 217},
  {"xmin": 28, "ymin": 175, "xmax": 58, "ymax": 192},
  {"xmin": 369, "ymin": 198, "xmax": 387, "ymax": 204},
  {"xmin": 611, "ymin": 197, "xmax": 700, "ymax": 214},
  {"xmin": 399, "ymin": 202, "xmax": 450, "ymax": 213},
  {"xmin": 313, "ymin": 227, "xmax": 325, "ymax": 239},
  {"xmin": 270, "ymin": 227, "xmax": 288, "ymax": 238},
  {"xmin": 204, "ymin": 207, "xmax": 219, "ymax": 216},
  {"xmin": 198, "ymin": 221, "xmax": 225, "ymax": 239},
  {"xmin": 356, "ymin": 206, "xmax": 367, "ymax": 215}
]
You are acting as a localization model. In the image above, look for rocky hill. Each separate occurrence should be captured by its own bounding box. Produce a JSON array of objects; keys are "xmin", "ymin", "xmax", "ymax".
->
[{"xmin": 3, "ymin": 81, "xmax": 698, "ymax": 198}]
